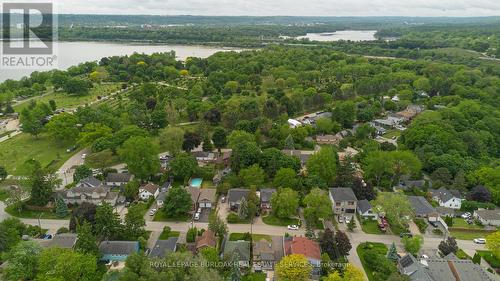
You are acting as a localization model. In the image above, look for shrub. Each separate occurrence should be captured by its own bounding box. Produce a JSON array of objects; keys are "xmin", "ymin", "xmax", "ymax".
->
[
  {"xmin": 473, "ymin": 253, "xmax": 481, "ymax": 264},
  {"xmin": 187, "ymin": 227, "xmax": 198, "ymax": 243},
  {"xmin": 414, "ymin": 219, "xmax": 428, "ymax": 233},
  {"xmin": 56, "ymin": 227, "xmax": 69, "ymax": 234},
  {"xmin": 227, "ymin": 213, "xmax": 240, "ymax": 223}
]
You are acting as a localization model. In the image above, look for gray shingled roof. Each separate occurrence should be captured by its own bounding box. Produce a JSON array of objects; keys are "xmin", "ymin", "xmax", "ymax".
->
[
  {"xmin": 48, "ymin": 233, "xmax": 77, "ymax": 249},
  {"xmin": 329, "ymin": 188, "xmax": 357, "ymax": 202},
  {"xmin": 224, "ymin": 240, "xmax": 251, "ymax": 262},
  {"xmin": 432, "ymin": 187, "xmax": 462, "ymax": 202},
  {"xmin": 475, "ymin": 209, "xmax": 500, "ymax": 220},
  {"xmin": 79, "ymin": 176, "xmax": 102, "ymax": 188},
  {"xmin": 227, "ymin": 188, "xmax": 249, "ymax": 203},
  {"xmin": 99, "ymin": 241, "xmax": 139, "ymax": 256},
  {"xmin": 149, "ymin": 238, "xmax": 178, "ymax": 258},
  {"xmin": 106, "ymin": 173, "xmax": 133, "ymax": 183},
  {"xmin": 260, "ymin": 188, "xmax": 276, "ymax": 203},
  {"xmin": 408, "ymin": 196, "xmax": 436, "ymax": 216},
  {"xmin": 357, "ymin": 199, "xmax": 372, "ymax": 214}
]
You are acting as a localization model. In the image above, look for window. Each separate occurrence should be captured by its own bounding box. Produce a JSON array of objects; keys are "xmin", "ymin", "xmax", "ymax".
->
[
  {"xmin": 336, "ymin": 202, "xmax": 341, "ymax": 207},
  {"xmin": 348, "ymin": 201, "xmax": 354, "ymax": 205}
]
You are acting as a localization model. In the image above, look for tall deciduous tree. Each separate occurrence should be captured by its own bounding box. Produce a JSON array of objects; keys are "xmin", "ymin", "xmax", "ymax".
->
[
  {"xmin": 306, "ymin": 146, "xmax": 338, "ymax": 185},
  {"xmin": 45, "ymin": 113, "xmax": 79, "ymax": 145},
  {"xmin": 4, "ymin": 241, "xmax": 42, "ymax": 281},
  {"xmin": 75, "ymin": 221, "xmax": 99, "ymax": 256},
  {"xmin": 275, "ymin": 254, "xmax": 312, "ymax": 281},
  {"xmin": 119, "ymin": 136, "xmax": 160, "ymax": 180},
  {"xmin": 303, "ymin": 188, "xmax": 332, "ymax": 225},
  {"xmin": 335, "ymin": 231, "xmax": 352, "ymax": 257},
  {"xmin": 169, "ymin": 153, "xmax": 198, "ymax": 182},
  {"xmin": 163, "ymin": 186, "xmax": 192, "ymax": 218},
  {"xmin": 36, "ymin": 247, "xmax": 98, "ymax": 281},
  {"xmin": 211, "ymin": 127, "xmax": 227, "ymax": 152},
  {"xmin": 372, "ymin": 192, "xmax": 414, "ymax": 230},
  {"xmin": 159, "ymin": 127, "xmax": 184, "ymax": 156},
  {"xmin": 125, "ymin": 204, "xmax": 146, "ymax": 240},
  {"xmin": 182, "ymin": 131, "xmax": 202, "ymax": 152},
  {"xmin": 94, "ymin": 202, "xmax": 121, "ymax": 240},
  {"xmin": 239, "ymin": 164, "xmax": 265, "ymax": 187},
  {"xmin": 270, "ymin": 188, "xmax": 299, "ymax": 219}
]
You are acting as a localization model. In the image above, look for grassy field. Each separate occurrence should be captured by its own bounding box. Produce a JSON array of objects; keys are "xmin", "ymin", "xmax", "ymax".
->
[
  {"xmin": 5, "ymin": 204, "xmax": 70, "ymax": 220},
  {"xmin": 262, "ymin": 214, "xmax": 299, "ymax": 226},
  {"xmin": 0, "ymin": 133, "xmax": 76, "ymax": 175},
  {"xmin": 14, "ymin": 83, "xmax": 121, "ymax": 112},
  {"xmin": 477, "ymin": 250, "xmax": 500, "ymax": 268},
  {"xmin": 357, "ymin": 242, "xmax": 388, "ymax": 281},
  {"xmin": 382, "ymin": 129, "xmax": 401, "ymax": 139},
  {"xmin": 452, "ymin": 218, "xmax": 484, "ymax": 229},
  {"xmin": 449, "ymin": 228, "xmax": 496, "ymax": 240},
  {"xmin": 360, "ymin": 218, "xmax": 384, "ymax": 234},
  {"xmin": 159, "ymin": 230, "xmax": 180, "ymax": 240}
]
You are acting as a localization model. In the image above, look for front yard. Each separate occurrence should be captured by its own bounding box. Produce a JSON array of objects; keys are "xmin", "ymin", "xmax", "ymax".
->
[
  {"xmin": 153, "ymin": 211, "xmax": 191, "ymax": 222},
  {"xmin": 357, "ymin": 242, "xmax": 389, "ymax": 281},
  {"xmin": 449, "ymin": 228, "xmax": 497, "ymax": 240},
  {"xmin": 359, "ymin": 218, "xmax": 384, "ymax": 234},
  {"xmin": 229, "ymin": 232, "xmax": 271, "ymax": 242},
  {"xmin": 5, "ymin": 204, "xmax": 70, "ymax": 220},
  {"xmin": 262, "ymin": 214, "xmax": 299, "ymax": 227}
]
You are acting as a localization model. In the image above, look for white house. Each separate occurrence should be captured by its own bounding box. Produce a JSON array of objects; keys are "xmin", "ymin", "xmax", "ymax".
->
[
  {"xmin": 474, "ymin": 209, "xmax": 500, "ymax": 227},
  {"xmin": 139, "ymin": 183, "xmax": 160, "ymax": 201},
  {"xmin": 431, "ymin": 188, "xmax": 463, "ymax": 209},
  {"xmin": 357, "ymin": 199, "xmax": 378, "ymax": 220},
  {"xmin": 288, "ymin": 119, "xmax": 302, "ymax": 128}
]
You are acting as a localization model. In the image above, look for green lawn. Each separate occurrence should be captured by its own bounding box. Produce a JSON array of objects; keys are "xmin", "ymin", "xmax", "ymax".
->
[
  {"xmin": 242, "ymin": 273, "xmax": 266, "ymax": 281},
  {"xmin": 357, "ymin": 242, "xmax": 388, "ymax": 281},
  {"xmin": 153, "ymin": 211, "xmax": 191, "ymax": 222},
  {"xmin": 452, "ymin": 218, "xmax": 484, "ymax": 229},
  {"xmin": 262, "ymin": 214, "xmax": 299, "ymax": 227},
  {"xmin": 360, "ymin": 218, "xmax": 384, "ymax": 234},
  {"xmin": 382, "ymin": 130, "xmax": 401, "ymax": 139},
  {"xmin": 159, "ymin": 230, "xmax": 180, "ymax": 240},
  {"xmin": 14, "ymin": 84, "xmax": 121, "ymax": 112},
  {"xmin": 456, "ymin": 248, "xmax": 472, "ymax": 260},
  {"xmin": 0, "ymin": 133, "xmax": 76, "ymax": 175},
  {"xmin": 0, "ymin": 189, "xmax": 10, "ymax": 202},
  {"xmin": 5, "ymin": 204, "xmax": 70, "ymax": 220},
  {"xmin": 449, "ymin": 228, "xmax": 496, "ymax": 240},
  {"xmin": 229, "ymin": 232, "xmax": 271, "ymax": 242},
  {"xmin": 477, "ymin": 250, "xmax": 500, "ymax": 268}
]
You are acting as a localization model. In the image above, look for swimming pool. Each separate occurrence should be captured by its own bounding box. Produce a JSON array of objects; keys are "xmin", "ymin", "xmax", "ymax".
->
[{"xmin": 190, "ymin": 178, "xmax": 203, "ymax": 188}]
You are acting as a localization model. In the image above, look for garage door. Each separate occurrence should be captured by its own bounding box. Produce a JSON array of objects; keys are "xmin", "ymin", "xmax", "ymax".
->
[{"xmin": 200, "ymin": 202, "xmax": 211, "ymax": 208}]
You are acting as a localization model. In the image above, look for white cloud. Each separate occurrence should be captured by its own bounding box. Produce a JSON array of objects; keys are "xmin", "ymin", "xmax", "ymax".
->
[{"xmin": 20, "ymin": 0, "xmax": 500, "ymax": 16}]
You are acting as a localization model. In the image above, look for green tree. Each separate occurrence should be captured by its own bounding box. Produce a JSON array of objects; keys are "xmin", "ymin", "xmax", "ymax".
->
[
  {"xmin": 239, "ymin": 164, "xmax": 265, "ymax": 187},
  {"xmin": 78, "ymin": 123, "xmax": 112, "ymax": 148},
  {"xmin": 23, "ymin": 160, "xmax": 60, "ymax": 206},
  {"xmin": 227, "ymin": 130, "xmax": 255, "ymax": 149},
  {"xmin": 332, "ymin": 101, "xmax": 356, "ymax": 128},
  {"xmin": 124, "ymin": 204, "xmax": 146, "ymax": 240},
  {"xmin": 387, "ymin": 242, "xmax": 399, "ymax": 261},
  {"xmin": 73, "ymin": 164, "xmax": 92, "ymax": 183},
  {"xmin": 229, "ymin": 252, "xmax": 242, "ymax": 281},
  {"xmin": 212, "ymin": 127, "xmax": 227, "ymax": 152},
  {"xmin": 402, "ymin": 235, "xmax": 423, "ymax": 256},
  {"xmin": 159, "ymin": 127, "xmax": 184, "ymax": 156},
  {"xmin": 182, "ymin": 131, "xmax": 202, "ymax": 152},
  {"xmin": 316, "ymin": 118, "xmax": 336, "ymax": 134},
  {"xmin": 75, "ymin": 221, "xmax": 99, "ymax": 256},
  {"xmin": 19, "ymin": 104, "xmax": 49, "ymax": 138},
  {"xmin": 273, "ymin": 168, "xmax": 299, "ymax": 189},
  {"xmin": 186, "ymin": 227, "xmax": 198, "ymax": 243},
  {"xmin": 124, "ymin": 180, "xmax": 140, "ymax": 200},
  {"xmin": 303, "ymin": 188, "xmax": 332, "ymax": 225},
  {"xmin": 163, "ymin": 186, "xmax": 192, "ymax": 218},
  {"xmin": 438, "ymin": 236, "xmax": 458, "ymax": 256},
  {"xmin": 347, "ymin": 218, "xmax": 356, "ymax": 232},
  {"xmin": 119, "ymin": 136, "xmax": 160, "ymax": 180},
  {"xmin": 55, "ymin": 195, "xmax": 69, "ymax": 218},
  {"xmin": 372, "ymin": 192, "xmax": 414, "ymax": 232},
  {"xmin": 169, "ymin": 153, "xmax": 198, "ymax": 182},
  {"xmin": 63, "ymin": 77, "xmax": 93, "ymax": 95},
  {"xmin": 208, "ymin": 211, "xmax": 228, "ymax": 238},
  {"xmin": 95, "ymin": 202, "xmax": 121, "ymax": 240},
  {"xmin": 45, "ymin": 113, "xmax": 79, "ymax": 145},
  {"xmin": 306, "ymin": 146, "xmax": 338, "ymax": 185},
  {"xmin": 202, "ymin": 135, "xmax": 214, "ymax": 152},
  {"xmin": 36, "ymin": 247, "xmax": 98, "ymax": 281},
  {"xmin": 271, "ymin": 188, "xmax": 299, "ymax": 219},
  {"xmin": 230, "ymin": 142, "xmax": 261, "ymax": 173},
  {"xmin": 275, "ymin": 254, "xmax": 312, "ymax": 281},
  {"xmin": 4, "ymin": 241, "xmax": 42, "ymax": 281}
]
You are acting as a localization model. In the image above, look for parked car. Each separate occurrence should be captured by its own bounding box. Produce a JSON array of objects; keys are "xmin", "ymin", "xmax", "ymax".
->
[
  {"xmin": 400, "ymin": 232, "xmax": 413, "ymax": 238},
  {"xmin": 287, "ymin": 225, "xmax": 299, "ymax": 230},
  {"xmin": 221, "ymin": 196, "xmax": 226, "ymax": 203},
  {"xmin": 81, "ymin": 153, "xmax": 87, "ymax": 159},
  {"xmin": 197, "ymin": 208, "xmax": 202, "ymax": 213},
  {"xmin": 344, "ymin": 216, "xmax": 351, "ymax": 224},
  {"xmin": 473, "ymin": 238, "xmax": 486, "ymax": 244},
  {"xmin": 149, "ymin": 209, "xmax": 157, "ymax": 216},
  {"xmin": 461, "ymin": 212, "xmax": 471, "ymax": 219},
  {"xmin": 194, "ymin": 213, "xmax": 200, "ymax": 221},
  {"xmin": 420, "ymin": 254, "xmax": 429, "ymax": 259},
  {"xmin": 429, "ymin": 221, "xmax": 438, "ymax": 228}
]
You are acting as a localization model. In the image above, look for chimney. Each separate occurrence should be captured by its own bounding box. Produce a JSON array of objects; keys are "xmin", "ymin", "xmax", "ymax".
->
[{"xmin": 447, "ymin": 261, "xmax": 461, "ymax": 281}]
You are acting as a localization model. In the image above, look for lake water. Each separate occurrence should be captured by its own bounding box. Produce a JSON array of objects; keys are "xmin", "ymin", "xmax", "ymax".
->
[
  {"xmin": 295, "ymin": 30, "xmax": 377, "ymax": 42},
  {"xmin": 0, "ymin": 41, "xmax": 241, "ymax": 82}
]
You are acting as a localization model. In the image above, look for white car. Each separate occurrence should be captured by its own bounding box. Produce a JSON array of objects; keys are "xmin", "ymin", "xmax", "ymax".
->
[
  {"xmin": 461, "ymin": 212, "xmax": 471, "ymax": 219},
  {"xmin": 473, "ymin": 238, "xmax": 486, "ymax": 244},
  {"xmin": 338, "ymin": 216, "xmax": 344, "ymax": 223},
  {"xmin": 287, "ymin": 225, "xmax": 299, "ymax": 230},
  {"xmin": 197, "ymin": 208, "xmax": 202, "ymax": 214},
  {"xmin": 194, "ymin": 213, "xmax": 200, "ymax": 221},
  {"xmin": 81, "ymin": 153, "xmax": 87, "ymax": 159},
  {"xmin": 149, "ymin": 209, "xmax": 157, "ymax": 216},
  {"xmin": 420, "ymin": 254, "xmax": 429, "ymax": 259},
  {"xmin": 345, "ymin": 216, "xmax": 351, "ymax": 224}
]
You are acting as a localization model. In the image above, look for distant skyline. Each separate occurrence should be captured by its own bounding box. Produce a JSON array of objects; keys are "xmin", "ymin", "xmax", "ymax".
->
[{"xmin": 11, "ymin": 0, "xmax": 500, "ymax": 17}]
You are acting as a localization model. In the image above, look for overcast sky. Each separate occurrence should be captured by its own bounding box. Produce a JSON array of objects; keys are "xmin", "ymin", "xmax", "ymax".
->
[{"xmin": 22, "ymin": 0, "xmax": 500, "ymax": 16}]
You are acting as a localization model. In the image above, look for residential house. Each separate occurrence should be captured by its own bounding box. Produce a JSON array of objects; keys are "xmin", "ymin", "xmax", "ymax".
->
[
  {"xmin": 284, "ymin": 237, "xmax": 321, "ymax": 278},
  {"xmin": 288, "ymin": 119, "xmax": 302, "ymax": 128},
  {"xmin": 187, "ymin": 186, "xmax": 201, "ymax": 211},
  {"xmin": 198, "ymin": 188, "xmax": 217, "ymax": 209},
  {"xmin": 195, "ymin": 230, "xmax": 217, "ymax": 252},
  {"xmin": 282, "ymin": 149, "xmax": 316, "ymax": 166},
  {"xmin": 260, "ymin": 188, "xmax": 276, "ymax": 210},
  {"xmin": 474, "ymin": 209, "xmax": 500, "ymax": 227},
  {"xmin": 105, "ymin": 173, "xmax": 134, "ymax": 187},
  {"xmin": 223, "ymin": 240, "xmax": 251, "ymax": 267},
  {"xmin": 395, "ymin": 105, "xmax": 424, "ymax": 121},
  {"xmin": 216, "ymin": 150, "xmax": 232, "ymax": 167},
  {"xmin": 435, "ymin": 206, "xmax": 455, "ymax": 218},
  {"xmin": 431, "ymin": 188, "xmax": 463, "ymax": 209},
  {"xmin": 139, "ymin": 183, "xmax": 160, "ymax": 201},
  {"xmin": 149, "ymin": 237, "xmax": 178, "ymax": 258},
  {"xmin": 408, "ymin": 196, "xmax": 437, "ymax": 218},
  {"xmin": 99, "ymin": 241, "xmax": 140, "ymax": 262},
  {"xmin": 357, "ymin": 199, "xmax": 378, "ymax": 220},
  {"xmin": 337, "ymin": 147, "xmax": 359, "ymax": 162},
  {"xmin": 77, "ymin": 176, "xmax": 102, "ymax": 188},
  {"xmin": 192, "ymin": 151, "xmax": 217, "ymax": 165},
  {"xmin": 396, "ymin": 176, "xmax": 430, "ymax": 191},
  {"xmin": 329, "ymin": 188, "xmax": 358, "ymax": 215},
  {"xmin": 253, "ymin": 237, "xmax": 284, "ymax": 271},
  {"xmin": 227, "ymin": 188, "xmax": 249, "ymax": 211},
  {"xmin": 316, "ymin": 134, "xmax": 342, "ymax": 145},
  {"xmin": 59, "ymin": 184, "xmax": 119, "ymax": 205},
  {"xmin": 398, "ymin": 253, "xmax": 495, "ymax": 281},
  {"xmin": 156, "ymin": 191, "xmax": 167, "ymax": 208},
  {"xmin": 45, "ymin": 233, "xmax": 78, "ymax": 249}
]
